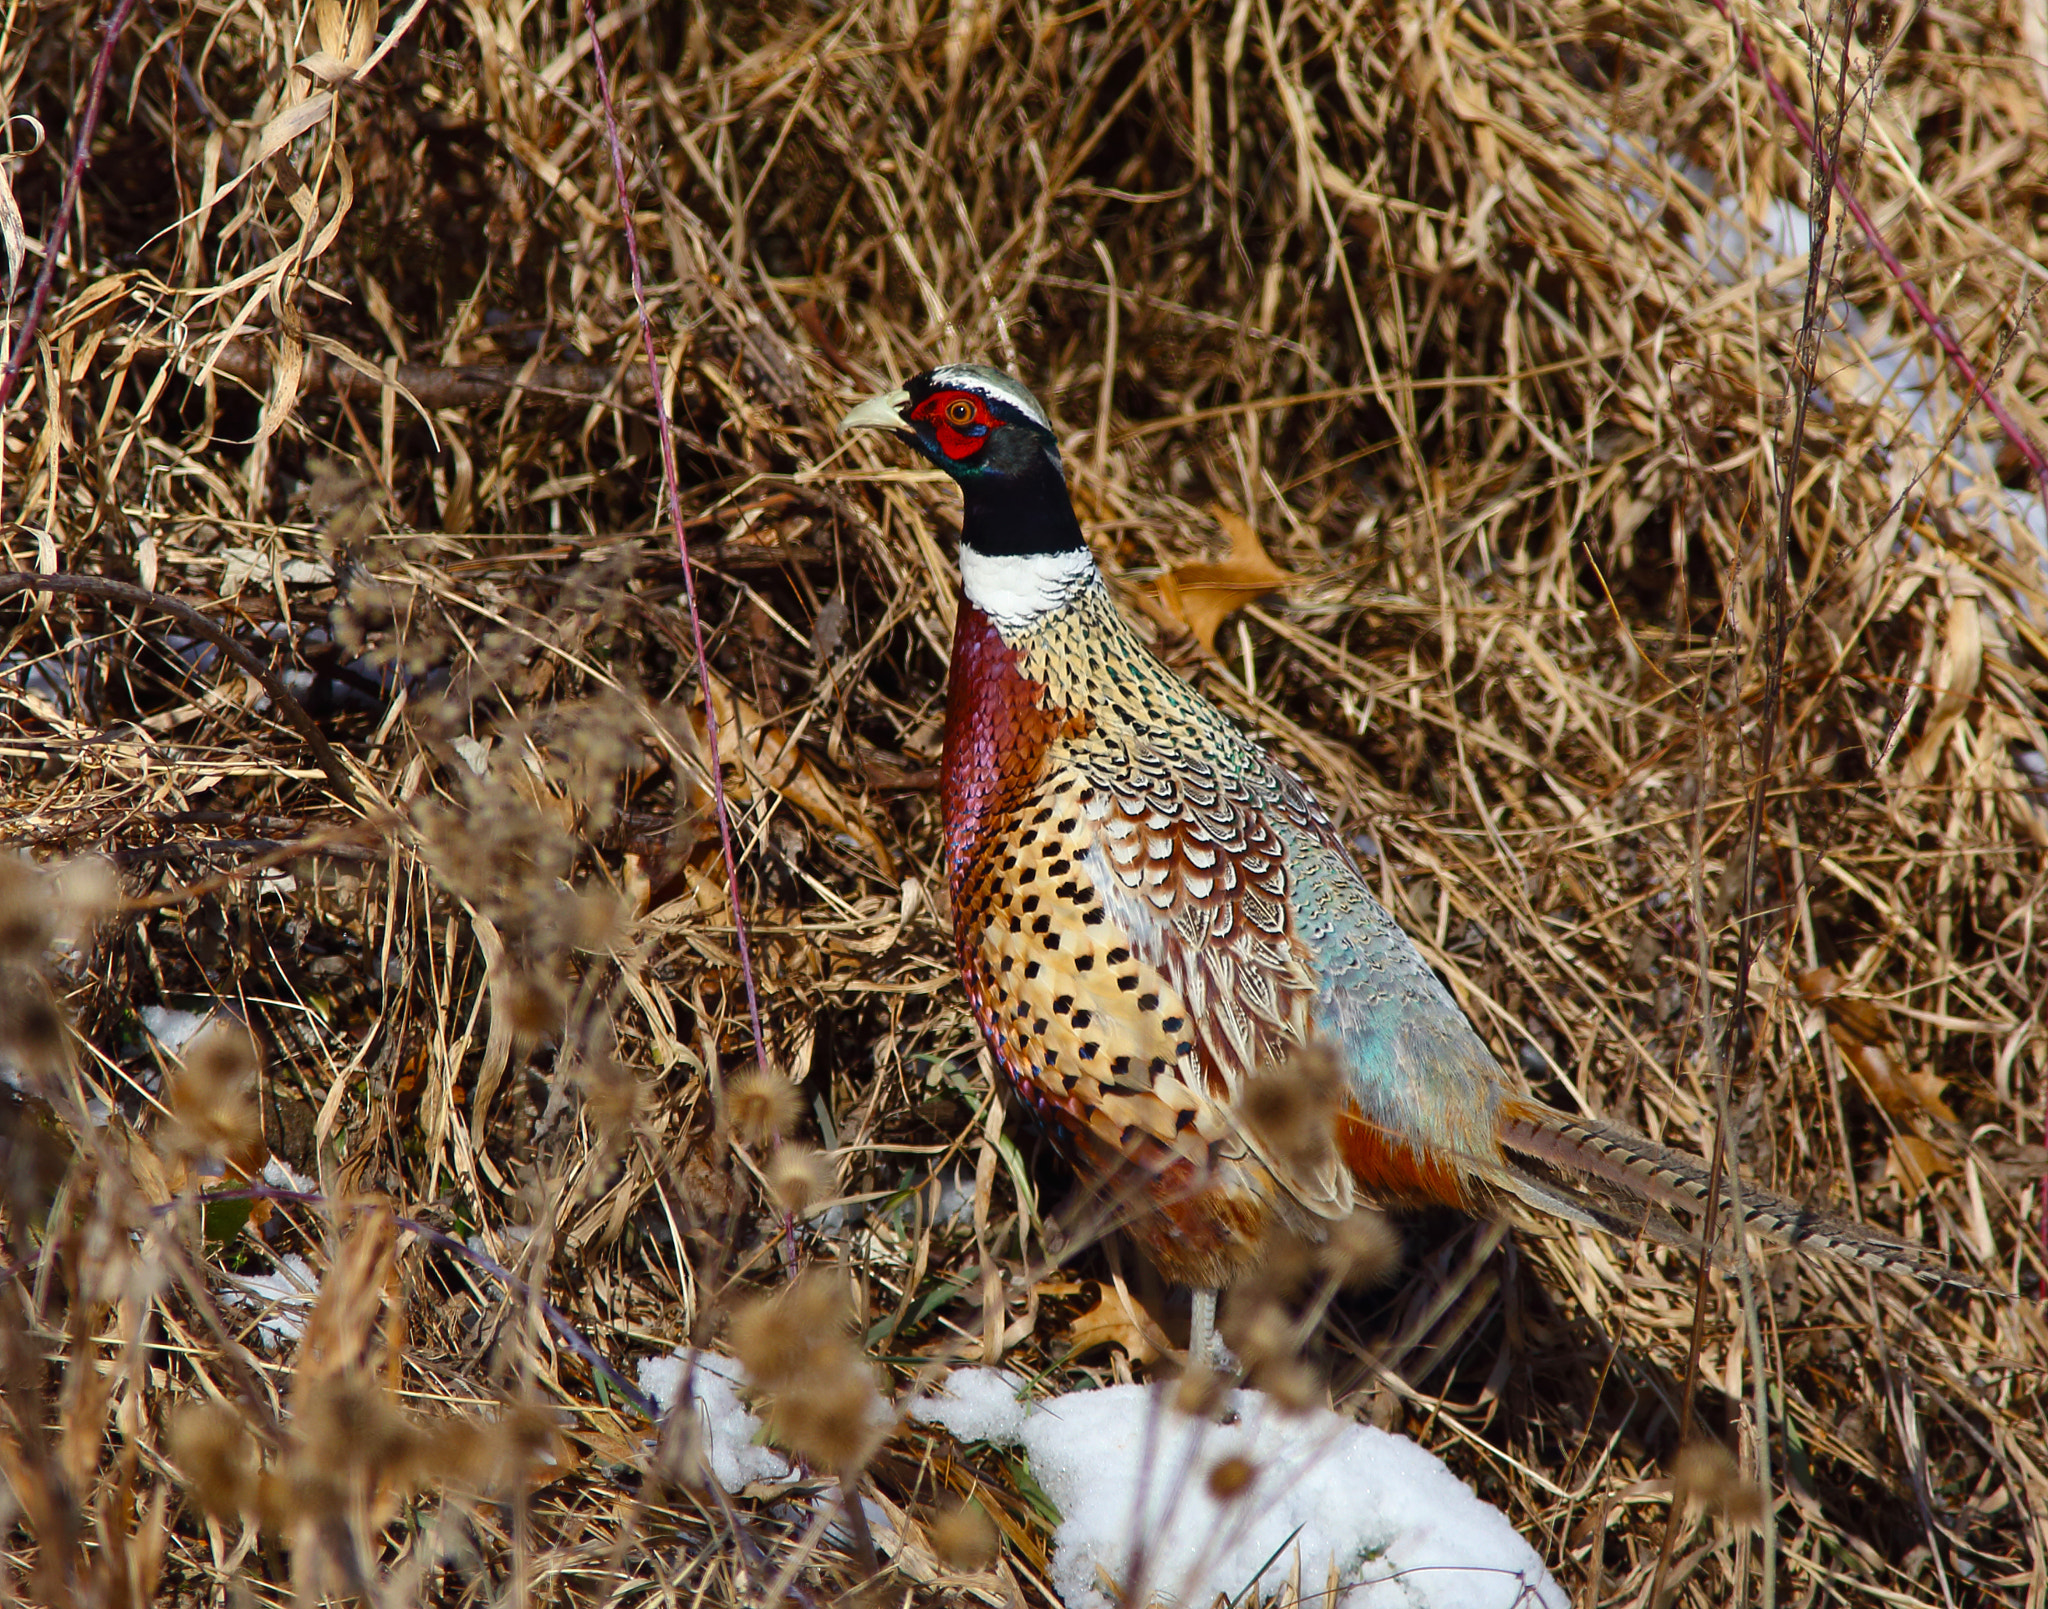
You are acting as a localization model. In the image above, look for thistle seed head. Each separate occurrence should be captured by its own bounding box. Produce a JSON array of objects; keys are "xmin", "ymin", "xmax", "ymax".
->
[
  {"xmin": 766, "ymin": 1143, "xmax": 829, "ymax": 1213},
  {"xmin": 729, "ymin": 1272, "xmax": 883, "ymax": 1471},
  {"xmin": 1206, "ymin": 1454, "xmax": 1257, "ymax": 1501},
  {"xmin": 1240, "ymin": 1044, "xmax": 1344, "ymax": 1174},
  {"xmin": 1673, "ymin": 1440, "xmax": 1764, "ymax": 1525},
  {"xmin": 930, "ymin": 1499, "xmax": 999, "ymax": 1570},
  {"xmin": 165, "ymin": 1023, "xmax": 263, "ymax": 1164},
  {"xmin": 1316, "ymin": 1209, "xmax": 1399, "ymax": 1291},
  {"xmin": 722, "ymin": 1069, "xmax": 801, "ymax": 1148},
  {"xmin": 168, "ymin": 1402, "xmax": 260, "ymax": 1517}
]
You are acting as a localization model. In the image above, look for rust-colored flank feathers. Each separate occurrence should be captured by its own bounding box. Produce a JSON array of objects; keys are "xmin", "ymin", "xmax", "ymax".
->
[{"xmin": 845, "ymin": 364, "xmax": 1984, "ymax": 1302}]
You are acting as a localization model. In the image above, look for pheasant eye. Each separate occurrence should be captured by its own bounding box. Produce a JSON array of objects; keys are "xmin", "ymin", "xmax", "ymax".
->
[{"xmin": 945, "ymin": 398, "xmax": 977, "ymax": 426}]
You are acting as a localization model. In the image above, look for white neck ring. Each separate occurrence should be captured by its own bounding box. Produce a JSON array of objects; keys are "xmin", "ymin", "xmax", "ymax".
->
[{"xmin": 959, "ymin": 545, "xmax": 1098, "ymax": 631}]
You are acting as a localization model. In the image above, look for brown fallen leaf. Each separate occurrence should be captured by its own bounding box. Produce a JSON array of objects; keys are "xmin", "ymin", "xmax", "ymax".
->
[
  {"xmin": 1796, "ymin": 967, "xmax": 1958, "ymax": 1123},
  {"xmin": 1035, "ymin": 1275, "xmax": 1170, "ymax": 1364},
  {"xmin": 1155, "ymin": 505, "xmax": 1297, "ymax": 653},
  {"xmin": 1887, "ymin": 1134, "xmax": 1957, "ymax": 1195},
  {"xmin": 689, "ymin": 673, "xmax": 898, "ymax": 881},
  {"xmin": 1846, "ymin": 1042, "xmax": 1959, "ymax": 1126}
]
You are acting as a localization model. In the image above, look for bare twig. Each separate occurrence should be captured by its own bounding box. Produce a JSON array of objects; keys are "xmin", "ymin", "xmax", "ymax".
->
[
  {"xmin": 207, "ymin": 337, "xmax": 659, "ymax": 410},
  {"xmin": 1652, "ymin": 9, "xmax": 1863, "ymax": 1603},
  {"xmin": 0, "ymin": 572, "xmax": 362, "ymax": 809}
]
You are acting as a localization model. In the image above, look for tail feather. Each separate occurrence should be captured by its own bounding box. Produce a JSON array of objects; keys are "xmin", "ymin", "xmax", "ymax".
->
[
  {"xmin": 1491, "ymin": 1162, "xmax": 1701, "ymax": 1254},
  {"xmin": 1497, "ymin": 1100, "xmax": 1990, "ymax": 1290}
]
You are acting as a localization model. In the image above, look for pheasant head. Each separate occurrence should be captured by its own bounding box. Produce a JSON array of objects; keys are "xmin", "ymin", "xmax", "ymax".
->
[{"xmin": 841, "ymin": 365, "xmax": 1097, "ymax": 631}]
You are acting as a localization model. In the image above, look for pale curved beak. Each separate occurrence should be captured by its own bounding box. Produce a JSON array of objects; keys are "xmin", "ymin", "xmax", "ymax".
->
[{"xmin": 839, "ymin": 386, "xmax": 912, "ymax": 434}]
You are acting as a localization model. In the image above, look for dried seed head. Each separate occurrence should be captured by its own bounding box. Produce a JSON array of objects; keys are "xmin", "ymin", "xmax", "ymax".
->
[
  {"xmin": 0, "ymin": 972, "xmax": 66, "ymax": 1068},
  {"xmin": 1236, "ymin": 1230, "xmax": 1317, "ymax": 1303},
  {"xmin": 398, "ymin": 625, "xmax": 454, "ymax": 676},
  {"xmin": 578, "ymin": 1045, "xmax": 643, "ymax": 1146},
  {"xmin": 0, "ymin": 857, "xmax": 50, "ymax": 959},
  {"xmin": 768, "ymin": 1367, "xmax": 886, "ymax": 1471},
  {"xmin": 1673, "ymin": 1441, "xmax": 1763, "ymax": 1525},
  {"xmin": 168, "ymin": 1402, "xmax": 260, "ymax": 1517},
  {"xmin": 414, "ymin": 1419, "xmax": 492, "ymax": 1489},
  {"xmin": 294, "ymin": 1376, "xmax": 426, "ymax": 1489},
  {"xmin": 1240, "ymin": 1045, "xmax": 1344, "ymax": 1173},
  {"xmin": 413, "ymin": 781, "xmax": 577, "ymax": 934},
  {"xmin": 1173, "ymin": 1363, "xmax": 1229, "ymax": 1421},
  {"xmin": 1251, "ymin": 1356, "xmax": 1320, "ymax": 1414},
  {"xmin": 1206, "ymin": 1454, "xmax": 1257, "ymax": 1501},
  {"xmin": 766, "ymin": 1144, "xmax": 829, "ymax": 1212},
  {"xmin": 729, "ymin": 1273, "xmax": 882, "ymax": 1470},
  {"xmin": 420, "ymin": 1403, "xmax": 565, "ymax": 1494},
  {"xmin": 722, "ymin": 1069, "xmax": 801, "ymax": 1148},
  {"xmin": 1316, "ymin": 1209, "xmax": 1399, "ymax": 1291},
  {"xmin": 493, "ymin": 1401, "xmax": 570, "ymax": 1478},
  {"xmin": 730, "ymin": 1272, "xmax": 852, "ymax": 1390},
  {"xmin": 346, "ymin": 578, "xmax": 398, "ymax": 626},
  {"xmin": 165, "ymin": 1024, "xmax": 263, "ymax": 1163},
  {"xmin": 50, "ymin": 856, "xmax": 118, "ymax": 942},
  {"xmin": 1218, "ymin": 1290, "xmax": 1292, "ymax": 1372},
  {"xmin": 930, "ymin": 1499, "xmax": 999, "ymax": 1570},
  {"xmin": 503, "ymin": 970, "xmax": 562, "ymax": 1038},
  {"xmin": 186, "ymin": 1020, "xmax": 258, "ymax": 1085},
  {"xmin": 569, "ymin": 885, "xmax": 628, "ymax": 951},
  {"xmin": 306, "ymin": 458, "xmax": 376, "ymax": 525}
]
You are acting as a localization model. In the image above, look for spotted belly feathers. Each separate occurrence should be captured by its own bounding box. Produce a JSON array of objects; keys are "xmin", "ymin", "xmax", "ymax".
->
[{"xmin": 943, "ymin": 591, "xmax": 1367, "ymax": 1285}]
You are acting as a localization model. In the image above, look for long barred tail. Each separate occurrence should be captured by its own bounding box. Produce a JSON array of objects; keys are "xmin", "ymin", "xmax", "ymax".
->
[{"xmin": 1495, "ymin": 1099, "xmax": 1992, "ymax": 1290}]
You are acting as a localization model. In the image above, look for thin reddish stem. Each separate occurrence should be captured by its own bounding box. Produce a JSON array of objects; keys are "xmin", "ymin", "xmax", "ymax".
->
[
  {"xmin": 577, "ymin": 2, "xmax": 770, "ymax": 1072},
  {"xmin": 0, "ymin": 0, "xmax": 142, "ymax": 412},
  {"xmin": 1705, "ymin": 0, "xmax": 2048, "ymax": 492}
]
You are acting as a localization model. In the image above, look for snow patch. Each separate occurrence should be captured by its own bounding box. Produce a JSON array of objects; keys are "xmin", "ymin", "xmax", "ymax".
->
[
  {"xmin": 262, "ymin": 1155, "xmax": 318, "ymax": 1195},
  {"xmin": 911, "ymin": 1369, "xmax": 1564, "ymax": 1609},
  {"xmin": 140, "ymin": 1005, "xmax": 214, "ymax": 1054},
  {"xmin": 638, "ymin": 1351, "xmax": 797, "ymax": 1492},
  {"xmin": 221, "ymin": 1253, "xmax": 319, "ymax": 1346}
]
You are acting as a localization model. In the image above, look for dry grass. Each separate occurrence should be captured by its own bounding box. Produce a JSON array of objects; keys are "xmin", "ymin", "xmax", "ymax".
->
[{"xmin": 1, "ymin": 0, "xmax": 2045, "ymax": 1604}]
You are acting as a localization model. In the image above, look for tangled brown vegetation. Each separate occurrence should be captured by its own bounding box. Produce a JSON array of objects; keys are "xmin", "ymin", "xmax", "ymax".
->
[{"xmin": 1, "ymin": 0, "xmax": 2044, "ymax": 1603}]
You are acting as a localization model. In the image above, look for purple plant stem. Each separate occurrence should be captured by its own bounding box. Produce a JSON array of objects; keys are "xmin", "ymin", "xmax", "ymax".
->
[
  {"xmin": 576, "ymin": 0, "xmax": 769, "ymax": 1073},
  {"xmin": 1705, "ymin": 0, "xmax": 2048, "ymax": 492},
  {"xmin": 0, "ymin": 0, "xmax": 142, "ymax": 412}
]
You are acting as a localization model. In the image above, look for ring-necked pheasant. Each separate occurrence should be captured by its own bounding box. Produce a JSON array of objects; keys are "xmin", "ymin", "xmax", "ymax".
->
[{"xmin": 841, "ymin": 363, "xmax": 1977, "ymax": 1356}]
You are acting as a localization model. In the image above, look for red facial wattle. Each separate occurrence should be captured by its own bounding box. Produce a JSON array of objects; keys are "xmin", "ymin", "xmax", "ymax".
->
[{"xmin": 911, "ymin": 390, "xmax": 998, "ymax": 461}]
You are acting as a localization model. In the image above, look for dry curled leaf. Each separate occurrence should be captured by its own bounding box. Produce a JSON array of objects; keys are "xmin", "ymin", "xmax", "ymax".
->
[
  {"xmin": 0, "ymin": 112, "xmax": 38, "ymax": 303},
  {"xmin": 1797, "ymin": 968, "xmax": 1958, "ymax": 1123},
  {"xmin": 1155, "ymin": 505, "xmax": 1296, "ymax": 653},
  {"xmin": 1887, "ymin": 1134, "xmax": 1957, "ymax": 1195},
  {"xmin": 1901, "ymin": 581, "xmax": 1983, "ymax": 786},
  {"xmin": 692, "ymin": 673, "xmax": 898, "ymax": 880},
  {"xmin": 1035, "ymin": 1276, "xmax": 1168, "ymax": 1364}
]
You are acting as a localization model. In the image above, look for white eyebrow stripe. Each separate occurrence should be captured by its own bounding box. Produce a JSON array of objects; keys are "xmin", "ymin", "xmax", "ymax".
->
[{"xmin": 924, "ymin": 364, "xmax": 1054, "ymax": 432}]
